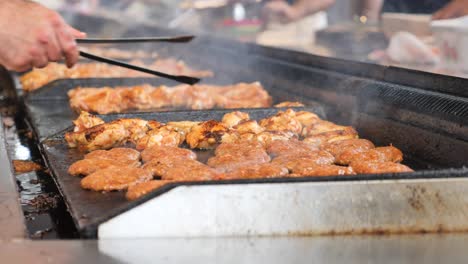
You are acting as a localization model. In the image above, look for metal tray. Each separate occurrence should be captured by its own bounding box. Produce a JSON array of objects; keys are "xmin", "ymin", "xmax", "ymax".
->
[
  {"xmin": 40, "ymin": 106, "xmax": 468, "ymax": 238},
  {"xmin": 40, "ymin": 107, "xmax": 328, "ymax": 237}
]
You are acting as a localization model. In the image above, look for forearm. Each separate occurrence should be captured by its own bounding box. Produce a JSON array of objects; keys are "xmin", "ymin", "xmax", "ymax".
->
[
  {"xmin": 292, "ymin": 0, "xmax": 335, "ymax": 18},
  {"xmin": 361, "ymin": 0, "xmax": 383, "ymax": 20}
]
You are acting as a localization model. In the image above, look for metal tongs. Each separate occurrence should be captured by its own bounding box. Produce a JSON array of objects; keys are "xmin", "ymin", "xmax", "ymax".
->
[{"xmin": 76, "ymin": 35, "xmax": 200, "ymax": 85}]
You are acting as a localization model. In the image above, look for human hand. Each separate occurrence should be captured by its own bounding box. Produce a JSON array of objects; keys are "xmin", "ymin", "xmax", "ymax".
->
[
  {"xmin": 0, "ymin": 0, "xmax": 86, "ymax": 72},
  {"xmin": 432, "ymin": 0, "xmax": 468, "ymax": 20},
  {"xmin": 262, "ymin": 0, "xmax": 302, "ymax": 24}
]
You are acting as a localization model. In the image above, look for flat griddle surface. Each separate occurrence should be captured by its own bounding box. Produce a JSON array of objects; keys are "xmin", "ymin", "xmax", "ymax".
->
[{"xmin": 41, "ymin": 107, "xmax": 336, "ymax": 237}]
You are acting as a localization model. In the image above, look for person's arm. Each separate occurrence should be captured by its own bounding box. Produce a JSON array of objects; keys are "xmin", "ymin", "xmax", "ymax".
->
[
  {"xmin": 432, "ymin": 0, "xmax": 468, "ymax": 20},
  {"xmin": 0, "ymin": 0, "xmax": 86, "ymax": 72},
  {"xmin": 263, "ymin": 0, "xmax": 335, "ymax": 24},
  {"xmin": 361, "ymin": 0, "xmax": 383, "ymax": 22}
]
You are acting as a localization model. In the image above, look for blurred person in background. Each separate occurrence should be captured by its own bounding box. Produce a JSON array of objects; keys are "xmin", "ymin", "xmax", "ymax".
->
[
  {"xmin": 262, "ymin": 0, "xmax": 335, "ymax": 24},
  {"xmin": 0, "ymin": 0, "xmax": 85, "ymax": 72},
  {"xmin": 363, "ymin": 0, "xmax": 468, "ymax": 20}
]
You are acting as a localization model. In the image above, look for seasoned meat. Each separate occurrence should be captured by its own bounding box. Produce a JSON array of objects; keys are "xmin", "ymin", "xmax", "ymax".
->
[
  {"xmin": 68, "ymin": 82, "xmax": 271, "ymax": 114},
  {"xmin": 65, "ymin": 120, "xmax": 130, "ymax": 151},
  {"xmin": 255, "ymin": 131, "xmax": 297, "ymax": 147},
  {"xmin": 274, "ymin": 101, "xmax": 305, "ymax": 108},
  {"xmin": 271, "ymin": 151, "xmax": 336, "ymax": 172},
  {"xmin": 141, "ymin": 145, "xmax": 197, "ymax": 163},
  {"xmin": 209, "ymin": 142, "xmax": 270, "ymax": 172},
  {"xmin": 302, "ymin": 120, "xmax": 357, "ymax": 138},
  {"xmin": 303, "ymin": 128, "xmax": 359, "ymax": 148},
  {"xmin": 142, "ymin": 157, "xmax": 186, "ymax": 177},
  {"xmin": 166, "ymin": 121, "xmax": 200, "ymax": 137},
  {"xmin": 266, "ymin": 139, "xmax": 318, "ymax": 157},
  {"xmin": 293, "ymin": 111, "xmax": 321, "ymax": 127},
  {"xmin": 66, "ymin": 118, "xmax": 161, "ymax": 151},
  {"xmin": 321, "ymin": 139, "xmax": 375, "ymax": 157},
  {"xmin": 126, "ymin": 180, "xmax": 172, "ymax": 201},
  {"xmin": 289, "ymin": 165, "xmax": 355, "ymax": 177},
  {"xmin": 214, "ymin": 141, "xmax": 265, "ymax": 156},
  {"xmin": 72, "ymin": 111, "xmax": 104, "ymax": 132},
  {"xmin": 321, "ymin": 138, "xmax": 375, "ymax": 165},
  {"xmin": 12, "ymin": 160, "xmax": 42, "ymax": 174},
  {"xmin": 69, "ymin": 87, "xmax": 124, "ymax": 114},
  {"xmin": 220, "ymin": 163, "xmax": 289, "ymax": 180},
  {"xmin": 259, "ymin": 109, "xmax": 302, "ymax": 135},
  {"xmin": 215, "ymin": 82, "xmax": 272, "ymax": 109},
  {"xmin": 81, "ymin": 167, "xmax": 152, "ymax": 191},
  {"xmin": 208, "ymin": 153, "xmax": 271, "ymax": 172},
  {"xmin": 350, "ymin": 161, "xmax": 413, "ymax": 174},
  {"xmin": 84, "ymin": 148, "xmax": 141, "ymax": 162},
  {"xmin": 221, "ymin": 111, "xmax": 250, "ymax": 128},
  {"xmin": 68, "ymin": 159, "xmax": 140, "ymax": 176},
  {"xmin": 162, "ymin": 160, "xmax": 221, "ymax": 181},
  {"xmin": 116, "ymin": 118, "xmax": 154, "ymax": 144},
  {"xmin": 135, "ymin": 125, "xmax": 184, "ymax": 150},
  {"xmin": 185, "ymin": 120, "xmax": 229, "ymax": 149},
  {"xmin": 348, "ymin": 146, "xmax": 403, "ymax": 164},
  {"xmin": 233, "ymin": 120, "xmax": 264, "ymax": 134},
  {"xmin": 21, "ymin": 59, "xmax": 213, "ymax": 92}
]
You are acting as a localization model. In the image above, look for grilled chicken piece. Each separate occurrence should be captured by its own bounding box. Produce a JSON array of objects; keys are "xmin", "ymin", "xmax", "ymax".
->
[
  {"xmin": 66, "ymin": 117, "xmax": 160, "ymax": 151},
  {"xmin": 135, "ymin": 125, "xmax": 184, "ymax": 150},
  {"xmin": 320, "ymin": 138, "xmax": 376, "ymax": 165},
  {"xmin": 126, "ymin": 180, "xmax": 172, "ymax": 201},
  {"xmin": 293, "ymin": 111, "xmax": 321, "ymax": 127},
  {"xmin": 266, "ymin": 139, "xmax": 318, "ymax": 157},
  {"xmin": 21, "ymin": 60, "xmax": 213, "ymax": 92},
  {"xmin": 69, "ymin": 87, "xmax": 123, "ymax": 114},
  {"xmin": 255, "ymin": 131, "xmax": 297, "ymax": 147},
  {"xmin": 289, "ymin": 165, "xmax": 355, "ymax": 177},
  {"xmin": 84, "ymin": 148, "xmax": 141, "ymax": 162},
  {"xmin": 220, "ymin": 163, "xmax": 289, "ymax": 180},
  {"xmin": 141, "ymin": 145, "xmax": 196, "ymax": 163},
  {"xmin": 302, "ymin": 120, "xmax": 357, "ymax": 138},
  {"xmin": 116, "ymin": 118, "xmax": 154, "ymax": 144},
  {"xmin": 72, "ymin": 111, "xmax": 104, "ymax": 132},
  {"xmin": 166, "ymin": 121, "xmax": 200, "ymax": 137},
  {"xmin": 222, "ymin": 111, "xmax": 250, "ymax": 128},
  {"xmin": 68, "ymin": 159, "xmax": 141, "ymax": 176},
  {"xmin": 185, "ymin": 120, "xmax": 229, "ymax": 149},
  {"xmin": 274, "ymin": 101, "xmax": 305, "ymax": 108},
  {"xmin": 65, "ymin": 120, "xmax": 130, "ymax": 151},
  {"xmin": 216, "ymin": 82, "xmax": 272, "ymax": 109},
  {"xmin": 233, "ymin": 120, "xmax": 264, "ymax": 134},
  {"xmin": 117, "ymin": 85, "xmax": 157, "ymax": 110},
  {"xmin": 162, "ymin": 159, "xmax": 222, "ymax": 181},
  {"xmin": 271, "ymin": 151, "xmax": 336, "ymax": 172},
  {"xmin": 348, "ymin": 146, "xmax": 403, "ymax": 164},
  {"xmin": 303, "ymin": 129, "xmax": 359, "ymax": 148},
  {"xmin": 81, "ymin": 167, "xmax": 152, "ymax": 191},
  {"xmin": 259, "ymin": 109, "xmax": 302, "ymax": 135},
  {"xmin": 350, "ymin": 161, "xmax": 413, "ymax": 174}
]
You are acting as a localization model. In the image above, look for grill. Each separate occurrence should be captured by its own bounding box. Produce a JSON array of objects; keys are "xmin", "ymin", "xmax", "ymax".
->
[{"xmin": 2, "ymin": 15, "xmax": 468, "ymax": 239}]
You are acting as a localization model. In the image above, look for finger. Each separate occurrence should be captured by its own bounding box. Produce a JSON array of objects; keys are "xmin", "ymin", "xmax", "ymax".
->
[
  {"xmin": 66, "ymin": 25, "xmax": 87, "ymax": 38},
  {"xmin": 56, "ymin": 25, "xmax": 79, "ymax": 68},
  {"xmin": 40, "ymin": 29, "xmax": 62, "ymax": 62},
  {"xmin": 31, "ymin": 52, "xmax": 48, "ymax": 68}
]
